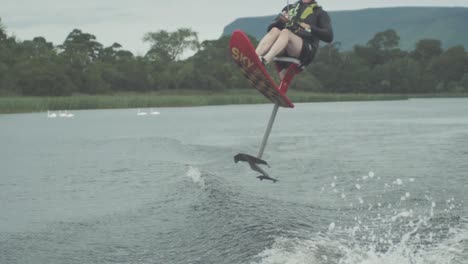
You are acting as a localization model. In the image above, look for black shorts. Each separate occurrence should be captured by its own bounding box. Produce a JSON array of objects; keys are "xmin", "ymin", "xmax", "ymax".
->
[
  {"xmin": 299, "ymin": 41, "xmax": 317, "ymax": 66},
  {"xmin": 276, "ymin": 40, "xmax": 317, "ymax": 69}
]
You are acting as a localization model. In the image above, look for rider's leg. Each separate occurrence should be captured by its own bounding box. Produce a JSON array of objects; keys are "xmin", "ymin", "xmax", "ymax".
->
[
  {"xmin": 263, "ymin": 29, "xmax": 303, "ymax": 64},
  {"xmin": 256, "ymin": 28, "xmax": 282, "ymax": 57}
]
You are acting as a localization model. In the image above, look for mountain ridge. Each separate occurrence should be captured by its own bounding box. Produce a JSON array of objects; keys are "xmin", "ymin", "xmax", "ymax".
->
[{"xmin": 221, "ymin": 6, "xmax": 468, "ymax": 50}]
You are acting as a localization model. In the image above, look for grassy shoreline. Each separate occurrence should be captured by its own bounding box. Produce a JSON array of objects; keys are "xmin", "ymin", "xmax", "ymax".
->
[{"xmin": 0, "ymin": 90, "xmax": 466, "ymax": 114}]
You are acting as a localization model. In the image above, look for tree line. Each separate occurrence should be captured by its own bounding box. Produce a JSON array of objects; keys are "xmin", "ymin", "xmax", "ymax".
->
[{"xmin": 1, "ymin": 17, "xmax": 467, "ymax": 96}]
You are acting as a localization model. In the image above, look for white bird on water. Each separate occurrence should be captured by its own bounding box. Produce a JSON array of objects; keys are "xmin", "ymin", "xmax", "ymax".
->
[
  {"xmin": 150, "ymin": 108, "xmax": 160, "ymax": 115},
  {"xmin": 56, "ymin": 110, "xmax": 75, "ymax": 118},
  {"xmin": 64, "ymin": 110, "xmax": 74, "ymax": 118},
  {"xmin": 137, "ymin": 109, "xmax": 148, "ymax": 116},
  {"xmin": 47, "ymin": 110, "xmax": 57, "ymax": 118},
  {"xmin": 59, "ymin": 110, "xmax": 68, "ymax": 117}
]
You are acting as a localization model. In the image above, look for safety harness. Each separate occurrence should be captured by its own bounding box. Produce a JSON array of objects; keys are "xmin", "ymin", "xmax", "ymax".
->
[{"xmin": 285, "ymin": 2, "xmax": 319, "ymax": 31}]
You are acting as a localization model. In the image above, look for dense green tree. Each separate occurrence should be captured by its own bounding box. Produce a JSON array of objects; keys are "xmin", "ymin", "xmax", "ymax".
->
[
  {"xmin": 99, "ymin": 43, "xmax": 134, "ymax": 63},
  {"xmin": 460, "ymin": 73, "xmax": 468, "ymax": 91},
  {"xmin": 59, "ymin": 29, "xmax": 103, "ymax": 61},
  {"xmin": 308, "ymin": 45, "xmax": 342, "ymax": 91},
  {"xmin": 108, "ymin": 57, "xmax": 154, "ymax": 92},
  {"xmin": 430, "ymin": 46, "xmax": 467, "ymax": 84},
  {"xmin": 385, "ymin": 58, "xmax": 422, "ymax": 93},
  {"xmin": 100, "ymin": 42, "xmax": 122, "ymax": 62},
  {"xmin": 354, "ymin": 44, "xmax": 381, "ymax": 68},
  {"xmin": 367, "ymin": 29, "xmax": 400, "ymax": 51},
  {"xmin": 1, "ymin": 21, "xmax": 468, "ymax": 97},
  {"xmin": 314, "ymin": 42, "xmax": 342, "ymax": 66},
  {"xmin": 14, "ymin": 60, "xmax": 73, "ymax": 96},
  {"xmin": 338, "ymin": 53, "xmax": 373, "ymax": 92},
  {"xmin": 189, "ymin": 36, "xmax": 251, "ymax": 90},
  {"xmin": 82, "ymin": 62, "xmax": 111, "ymax": 94},
  {"xmin": 412, "ymin": 39, "xmax": 443, "ymax": 64},
  {"xmin": 57, "ymin": 29, "xmax": 105, "ymax": 93},
  {"xmin": 143, "ymin": 28, "xmax": 199, "ymax": 62},
  {"xmin": 98, "ymin": 44, "xmax": 138, "ymax": 92},
  {"xmin": 0, "ymin": 18, "xmax": 6, "ymax": 41},
  {"xmin": 0, "ymin": 18, "xmax": 8, "ymax": 93},
  {"xmin": 17, "ymin": 37, "xmax": 56, "ymax": 62},
  {"xmin": 354, "ymin": 29, "xmax": 405, "ymax": 69},
  {"xmin": 0, "ymin": 35, "xmax": 18, "ymax": 67}
]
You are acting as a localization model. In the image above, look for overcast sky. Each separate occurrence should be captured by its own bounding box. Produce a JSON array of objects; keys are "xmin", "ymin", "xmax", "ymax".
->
[{"xmin": 1, "ymin": 0, "xmax": 468, "ymax": 55}]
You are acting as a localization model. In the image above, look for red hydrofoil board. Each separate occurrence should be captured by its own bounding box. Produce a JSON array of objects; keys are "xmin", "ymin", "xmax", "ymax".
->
[{"xmin": 229, "ymin": 30, "xmax": 294, "ymax": 108}]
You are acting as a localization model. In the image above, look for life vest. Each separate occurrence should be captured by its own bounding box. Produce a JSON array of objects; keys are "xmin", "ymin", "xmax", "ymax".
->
[{"xmin": 285, "ymin": 2, "xmax": 319, "ymax": 30}]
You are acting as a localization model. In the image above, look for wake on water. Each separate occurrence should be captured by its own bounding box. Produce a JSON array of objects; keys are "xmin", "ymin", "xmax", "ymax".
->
[
  {"xmin": 253, "ymin": 226, "xmax": 467, "ymax": 264},
  {"xmin": 251, "ymin": 172, "xmax": 467, "ymax": 264},
  {"xmin": 186, "ymin": 166, "xmax": 206, "ymax": 189},
  {"xmin": 185, "ymin": 166, "xmax": 466, "ymax": 264}
]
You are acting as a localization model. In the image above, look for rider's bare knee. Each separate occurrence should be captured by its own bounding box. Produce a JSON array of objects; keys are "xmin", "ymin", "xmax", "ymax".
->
[{"xmin": 280, "ymin": 29, "xmax": 291, "ymax": 35}]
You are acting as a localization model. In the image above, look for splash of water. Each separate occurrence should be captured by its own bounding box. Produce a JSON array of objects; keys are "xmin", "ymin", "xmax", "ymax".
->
[
  {"xmin": 252, "ymin": 171, "xmax": 466, "ymax": 264},
  {"xmin": 186, "ymin": 166, "xmax": 205, "ymax": 188}
]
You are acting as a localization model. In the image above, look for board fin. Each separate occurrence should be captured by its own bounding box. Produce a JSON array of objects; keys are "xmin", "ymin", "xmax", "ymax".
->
[
  {"xmin": 256, "ymin": 175, "xmax": 279, "ymax": 183},
  {"xmin": 234, "ymin": 153, "xmax": 269, "ymax": 167},
  {"xmin": 234, "ymin": 153, "xmax": 278, "ymax": 183}
]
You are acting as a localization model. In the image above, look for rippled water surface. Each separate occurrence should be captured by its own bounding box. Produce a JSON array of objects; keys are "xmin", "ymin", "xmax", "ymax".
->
[{"xmin": 1, "ymin": 99, "xmax": 467, "ymax": 263}]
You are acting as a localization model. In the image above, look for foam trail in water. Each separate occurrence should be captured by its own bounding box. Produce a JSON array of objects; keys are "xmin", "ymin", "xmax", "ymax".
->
[
  {"xmin": 186, "ymin": 166, "xmax": 205, "ymax": 188},
  {"xmin": 251, "ymin": 237, "xmax": 338, "ymax": 264},
  {"xmin": 252, "ymin": 171, "xmax": 467, "ymax": 264},
  {"xmin": 253, "ymin": 214, "xmax": 467, "ymax": 264}
]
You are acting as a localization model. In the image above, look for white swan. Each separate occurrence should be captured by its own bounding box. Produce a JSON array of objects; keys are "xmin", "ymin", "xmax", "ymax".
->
[
  {"xmin": 150, "ymin": 108, "xmax": 160, "ymax": 115},
  {"xmin": 64, "ymin": 110, "xmax": 74, "ymax": 118},
  {"xmin": 59, "ymin": 110, "xmax": 68, "ymax": 117},
  {"xmin": 137, "ymin": 108, "xmax": 148, "ymax": 116},
  {"xmin": 47, "ymin": 110, "xmax": 57, "ymax": 118}
]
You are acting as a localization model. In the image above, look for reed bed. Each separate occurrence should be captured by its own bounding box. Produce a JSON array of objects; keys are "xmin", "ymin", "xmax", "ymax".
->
[{"xmin": 0, "ymin": 90, "xmax": 415, "ymax": 114}]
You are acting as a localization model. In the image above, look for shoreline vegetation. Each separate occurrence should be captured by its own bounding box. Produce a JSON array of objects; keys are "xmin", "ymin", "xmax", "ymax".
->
[
  {"xmin": 2, "ymin": 20, "xmax": 468, "ymax": 112},
  {"xmin": 1, "ymin": 91, "xmax": 467, "ymax": 114},
  {"xmin": 1, "ymin": 24, "xmax": 468, "ymax": 99}
]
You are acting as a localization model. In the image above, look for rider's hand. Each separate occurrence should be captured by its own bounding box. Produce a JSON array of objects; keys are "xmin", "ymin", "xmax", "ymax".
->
[
  {"xmin": 279, "ymin": 11, "xmax": 290, "ymax": 23},
  {"xmin": 299, "ymin": 22, "xmax": 310, "ymax": 30}
]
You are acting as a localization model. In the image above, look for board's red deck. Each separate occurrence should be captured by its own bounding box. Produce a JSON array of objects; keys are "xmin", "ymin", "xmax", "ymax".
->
[{"xmin": 229, "ymin": 30, "xmax": 294, "ymax": 108}]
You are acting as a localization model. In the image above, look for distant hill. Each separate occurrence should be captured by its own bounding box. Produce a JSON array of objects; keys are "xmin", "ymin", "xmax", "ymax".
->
[{"xmin": 222, "ymin": 7, "xmax": 468, "ymax": 51}]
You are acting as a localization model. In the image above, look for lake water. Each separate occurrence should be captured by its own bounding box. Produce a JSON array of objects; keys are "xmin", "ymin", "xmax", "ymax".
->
[{"xmin": 1, "ymin": 99, "xmax": 467, "ymax": 264}]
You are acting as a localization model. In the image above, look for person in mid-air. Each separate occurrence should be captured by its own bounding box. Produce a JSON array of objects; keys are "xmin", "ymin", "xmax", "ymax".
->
[{"xmin": 256, "ymin": 0, "xmax": 333, "ymax": 68}]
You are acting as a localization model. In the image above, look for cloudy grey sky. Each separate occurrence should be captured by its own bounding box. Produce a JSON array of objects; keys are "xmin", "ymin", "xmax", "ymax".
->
[{"xmin": 1, "ymin": 0, "xmax": 468, "ymax": 55}]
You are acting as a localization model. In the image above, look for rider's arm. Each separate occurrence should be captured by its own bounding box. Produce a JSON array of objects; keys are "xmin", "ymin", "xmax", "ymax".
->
[
  {"xmin": 267, "ymin": 5, "xmax": 294, "ymax": 32},
  {"xmin": 310, "ymin": 10, "xmax": 333, "ymax": 43},
  {"xmin": 296, "ymin": 10, "xmax": 334, "ymax": 43}
]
